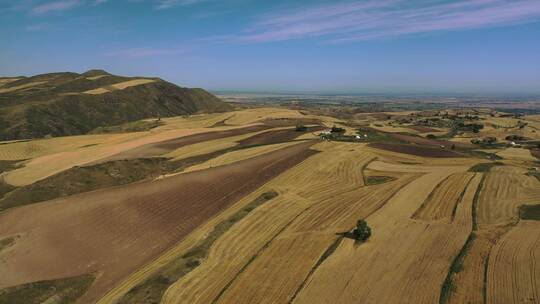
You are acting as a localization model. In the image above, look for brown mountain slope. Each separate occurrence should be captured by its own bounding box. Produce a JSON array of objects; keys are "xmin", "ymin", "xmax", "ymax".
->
[{"xmin": 0, "ymin": 70, "xmax": 232, "ymax": 140}]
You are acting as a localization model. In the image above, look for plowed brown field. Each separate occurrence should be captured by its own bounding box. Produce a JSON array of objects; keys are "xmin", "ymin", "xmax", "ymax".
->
[{"xmin": 369, "ymin": 142, "xmax": 463, "ymax": 158}]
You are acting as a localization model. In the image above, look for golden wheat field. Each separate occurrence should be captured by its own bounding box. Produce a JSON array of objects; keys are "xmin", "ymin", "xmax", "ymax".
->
[{"xmin": 1, "ymin": 107, "xmax": 539, "ymax": 304}]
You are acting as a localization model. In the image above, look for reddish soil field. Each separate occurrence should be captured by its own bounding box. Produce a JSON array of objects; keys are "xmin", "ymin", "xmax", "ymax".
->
[
  {"xmin": 388, "ymin": 133, "xmax": 473, "ymax": 149},
  {"xmin": 367, "ymin": 113, "xmax": 393, "ymax": 120},
  {"xmin": 369, "ymin": 142, "xmax": 463, "ymax": 158},
  {"xmin": 102, "ymin": 125, "xmax": 271, "ymax": 161},
  {"xmin": 238, "ymin": 126, "xmax": 324, "ymax": 146},
  {"xmin": 407, "ymin": 125, "xmax": 440, "ymax": 133},
  {"xmin": 0, "ymin": 141, "xmax": 318, "ymax": 304}
]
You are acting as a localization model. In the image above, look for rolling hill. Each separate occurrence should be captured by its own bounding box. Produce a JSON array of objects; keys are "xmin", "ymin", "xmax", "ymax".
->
[{"xmin": 0, "ymin": 70, "xmax": 232, "ymax": 140}]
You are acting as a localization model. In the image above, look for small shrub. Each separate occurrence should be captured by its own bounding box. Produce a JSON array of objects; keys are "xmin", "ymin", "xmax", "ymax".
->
[
  {"xmin": 353, "ymin": 219, "xmax": 372, "ymax": 243},
  {"xmin": 505, "ymin": 135, "xmax": 525, "ymax": 141},
  {"xmin": 295, "ymin": 124, "xmax": 307, "ymax": 132},
  {"xmin": 331, "ymin": 125, "xmax": 346, "ymax": 133}
]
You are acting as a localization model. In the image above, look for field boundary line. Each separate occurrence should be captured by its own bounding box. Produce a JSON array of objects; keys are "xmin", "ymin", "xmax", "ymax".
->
[
  {"xmin": 411, "ymin": 174, "xmax": 452, "ymax": 219},
  {"xmin": 450, "ymin": 174, "xmax": 476, "ymax": 222}
]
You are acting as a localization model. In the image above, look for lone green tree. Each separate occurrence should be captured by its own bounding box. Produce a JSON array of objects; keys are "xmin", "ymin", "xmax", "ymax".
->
[{"xmin": 353, "ymin": 219, "xmax": 372, "ymax": 242}]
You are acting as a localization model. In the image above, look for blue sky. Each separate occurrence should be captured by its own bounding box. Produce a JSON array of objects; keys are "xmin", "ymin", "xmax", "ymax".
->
[{"xmin": 1, "ymin": 0, "xmax": 540, "ymax": 94}]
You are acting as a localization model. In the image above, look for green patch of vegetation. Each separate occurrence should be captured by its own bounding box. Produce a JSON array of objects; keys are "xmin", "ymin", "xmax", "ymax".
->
[
  {"xmin": 470, "ymin": 137, "xmax": 507, "ymax": 149},
  {"xmin": 0, "ymin": 273, "xmax": 94, "ymax": 304},
  {"xmin": 440, "ymin": 172, "xmax": 488, "ymax": 303},
  {"xmin": 458, "ymin": 122, "xmax": 484, "ymax": 133},
  {"xmin": 0, "ymin": 236, "xmax": 15, "ymax": 253},
  {"xmin": 0, "ymin": 160, "xmax": 21, "ymax": 173},
  {"xmin": 519, "ymin": 204, "xmax": 540, "ymax": 221},
  {"xmin": 356, "ymin": 127, "xmax": 404, "ymax": 143},
  {"xmin": 526, "ymin": 171, "xmax": 540, "ymax": 182},
  {"xmin": 352, "ymin": 219, "xmax": 372, "ymax": 243},
  {"xmin": 330, "ymin": 125, "xmax": 346, "ymax": 134},
  {"xmin": 439, "ymin": 233, "xmax": 477, "ymax": 304},
  {"xmin": 90, "ymin": 119, "xmax": 163, "ymax": 134},
  {"xmin": 118, "ymin": 191, "xmax": 279, "ymax": 304},
  {"xmin": 468, "ymin": 162, "xmax": 504, "ymax": 172},
  {"xmin": 0, "ymin": 182, "xmax": 16, "ymax": 200},
  {"xmin": 365, "ymin": 175, "xmax": 396, "ymax": 186},
  {"xmin": 295, "ymin": 124, "xmax": 307, "ymax": 131},
  {"xmin": 467, "ymin": 150, "xmax": 503, "ymax": 160}
]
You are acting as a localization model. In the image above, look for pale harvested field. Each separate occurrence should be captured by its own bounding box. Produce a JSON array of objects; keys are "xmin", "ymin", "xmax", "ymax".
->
[
  {"xmin": 224, "ymin": 108, "xmax": 338, "ymax": 127},
  {"xmin": 158, "ymin": 148, "xmax": 480, "ymax": 304},
  {"xmin": 369, "ymin": 124, "xmax": 416, "ymax": 133},
  {"xmin": 214, "ymin": 180, "xmax": 412, "ymax": 304},
  {"xmin": 160, "ymin": 143, "xmax": 391, "ymax": 304},
  {"xmin": 485, "ymin": 117, "xmax": 520, "ymax": 128},
  {"xmin": 413, "ymin": 172, "xmax": 475, "ymax": 221},
  {"xmin": 0, "ymin": 81, "xmax": 46, "ymax": 93},
  {"xmin": 86, "ymin": 75, "xmax": 109, "ymax": 80},
  {"xmin": 496, "ymin": 147, "xmax": 536, "ymax": 162},
  {"xmin": 526, "ymin": 115, "xmax": 540, "ymax": 122},
  {"xmin": 3, "ymin": 126, "xmax": 252, "ymax": 186},
  {"xmin": 100, "ymin": 124, "xmax": 270, "ymax": 162},
  {"xmin": 164, "ymin": 126, "xmax": 314, "ymax": 164},
  {"xmin": 448, "ymin": 166, "xmax": 540, "ymax": 304},
  {"xmin": 83, "ymin": 79, "xmax": 155, "ymax": 94},
  {"xmin": 2, "ymin": 106, "xmax": 538, "ymax": 304},
  {"xmin": 293, "ymin": 164, "xmax": 479, "ymax": 304},
  {"xmin": 184, "ymin": 141, "xmax": 302, "ymax": 173},
  {"xmin": 0, "ymin": 78, "xmax": 22, "ymax": 87},
  {"xmin": 0, "ymin": 141, "xmax": 317, "ymax": 304},
  {"xmin": 158, "ymin": 113, "xmax": 234, "ymax": 130},
  {"xmin": 158, "ymin": 108, "xmax": 329, "ymax": 131},
  {"xmin": 114, "ymin": 143, "xmax": 414, "ymax": 304},
  {"xmin": 477, "ymin": 166, "xmax": 540, "ymax": 227},
  {"xmin": 0, "ymin": 133, "xmax": 138, "ymax": 161},
  {"xmin": 446, "ymin": 226, "xmax": 508, "ymax": 304},
  {"xmin": 487, "ymin": 221, "xmax": 540, "ymax": 304}
]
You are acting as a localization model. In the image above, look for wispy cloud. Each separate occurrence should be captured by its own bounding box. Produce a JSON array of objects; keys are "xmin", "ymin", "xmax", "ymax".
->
[
  {"xmin": 31, "ymin": 0, "xmax": 81, "ymax": 15},
  {"xmin": 25, "ymin": 23, "xmax": 51, "ymax": 31},
  {"xmin": 103, "ymin": 47, "xmax": 189, "ymax": 58},
  {"xmin": 228, "ymin": 0, "xmax": 540, "ymax": 43},
  {"xmin": 156, "ymin": 0, "xmax": 208, "ymax": 10}
]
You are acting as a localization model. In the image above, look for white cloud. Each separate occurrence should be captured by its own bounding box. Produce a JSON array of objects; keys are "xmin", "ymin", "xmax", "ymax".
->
[
  {"xmin": 226, "ymin": 0, "xmax": 540, "ymax": 43},
  {"xmin": 31, "ymin": 0, "xmax": 81, "ymax": 15},
  {"xmin": 103, "ymin": 47, "xmax": 188, "ymax": 58},
  {"xmin": 156, "ymin": 0, "xmax": 208, "ymax": 10}
]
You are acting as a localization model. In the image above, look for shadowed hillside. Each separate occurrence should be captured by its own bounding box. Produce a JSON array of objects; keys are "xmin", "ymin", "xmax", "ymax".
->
[{"xmin": 0, "ymin": 70, "xmax": 232, "ymax": 140}]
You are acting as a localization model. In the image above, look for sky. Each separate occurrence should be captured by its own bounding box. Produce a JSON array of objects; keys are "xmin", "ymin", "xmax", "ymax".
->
[{"xmin": 1, "ymin": 0, "xmax": 540, "ymax": 94}]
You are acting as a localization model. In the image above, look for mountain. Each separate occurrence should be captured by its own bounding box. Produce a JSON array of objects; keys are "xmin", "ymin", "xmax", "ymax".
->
[{"xmin": 0, "ymin": 70, "xmax": 232, "ymax": 140}]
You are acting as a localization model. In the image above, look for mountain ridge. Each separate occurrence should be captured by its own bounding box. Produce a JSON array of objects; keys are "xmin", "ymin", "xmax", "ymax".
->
[{"xmin": 0, "ymin": 70, "xmax": 232, "ymax": 140}]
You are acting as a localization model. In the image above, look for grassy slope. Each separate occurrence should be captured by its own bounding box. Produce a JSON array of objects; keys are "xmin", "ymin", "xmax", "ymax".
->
[
  {"xmin": 0, "ymin": 158, "xmax": 176, "ymax": 211},
  {"xmin": 0, "ymin": 274, "xmax": 94, "ymax": 304}
]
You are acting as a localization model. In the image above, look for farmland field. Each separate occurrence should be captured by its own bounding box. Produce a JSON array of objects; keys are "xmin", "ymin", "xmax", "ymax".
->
[{"xmin": 1, "ymin": 106, "xmax": 539, "ymax": 304}]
